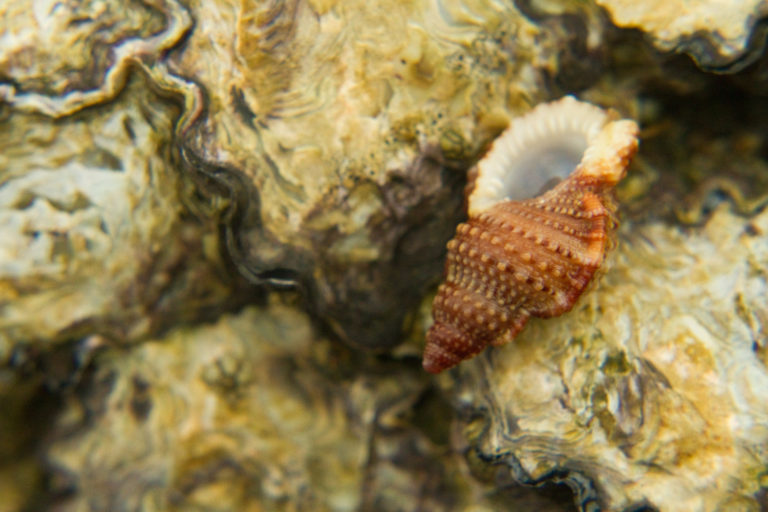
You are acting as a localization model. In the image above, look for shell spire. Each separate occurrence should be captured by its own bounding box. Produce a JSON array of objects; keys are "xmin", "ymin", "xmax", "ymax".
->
[{"xmin": 423, "ymin": 96, "xmax": 639, "ymax": 374}]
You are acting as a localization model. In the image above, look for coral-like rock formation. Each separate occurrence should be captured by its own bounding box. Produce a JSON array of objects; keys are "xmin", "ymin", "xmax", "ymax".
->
[
  {"xmin": 169, "ymin": 0, "xmax": 587, "ymax": 348},
  {"xmin": 2, "ymin": 1, "xmax": 768, "ymax": 511},
  {"xmin": 0, "ymin": 72, "xmax": 246, "ymax": 356},
  {"xmin": 448, "ymin": 205, "xmax": 768, "ymax": 511},
  {"xmin": 596, "ymin": 0, "xmax": 768, "ymax": 71},
  {"xmin": 43, "ymin": 300, "xmax": 575, "ymax": 512}
]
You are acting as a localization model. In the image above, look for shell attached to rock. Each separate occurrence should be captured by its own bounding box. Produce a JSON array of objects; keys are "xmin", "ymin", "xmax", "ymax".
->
[{"xmin": 423, "ymin": 96, "xmax": 639, "ymax": 373}]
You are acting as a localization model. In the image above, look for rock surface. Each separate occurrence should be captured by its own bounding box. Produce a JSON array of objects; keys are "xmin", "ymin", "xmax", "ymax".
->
[
  {"xmin": 44, "ymin": 300, "xmax": 575, "ymax": 512},
  {"xmin": 597, "ymin": 0, "xmax": 768, "ymax": 71},
  {"xmin": 448, "ymin": 206, "xmax": 768, "ymax": 511},
  {"xmin": 1, "ymin": 1, "xmax": 768, "ymax": 511}
]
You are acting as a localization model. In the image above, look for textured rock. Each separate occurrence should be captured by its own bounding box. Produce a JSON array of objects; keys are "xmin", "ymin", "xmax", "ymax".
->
[
  {"xmin": 170, "ymin": 0, "xmax": 594, "ymax": 349},
  {"xmin": 0, "ymin": 1, "xmax": 613, "ymax": 351},
  {"xmin": 596, "ymin": 0, "xmax": 768, "ymax": 71},
  {"xmin": 0, "ymin": 71, "xmax": 247, "ymax": 360},
  {"xmin": 0, "ymin": 0, "xmax": 191, "ymax": 116},
  {"xmin": 43, "ymin": 301, "xmax": 575, "ymax": 512},
  {"xmin": 447, "ymin": 205, "xmax": 768, "ymax": 511},
  {"xmin": 2, "ymin": 1, "xmax": 768, "ymax": 511}
]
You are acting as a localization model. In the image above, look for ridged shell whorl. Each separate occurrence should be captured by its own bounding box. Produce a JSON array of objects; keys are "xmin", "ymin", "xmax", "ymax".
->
[{"xmin": 424, "ymin": 96, "xmax": 639, "ymax": 373}]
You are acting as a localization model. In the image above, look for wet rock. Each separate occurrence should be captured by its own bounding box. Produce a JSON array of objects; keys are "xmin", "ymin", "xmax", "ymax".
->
[
  {"xmin": 445, "ymin": 205, "xmax": 768, "ymax": 511},
  {"xmin": 170, "ymin": 0, "xmax": 599, "ymax": 348},
  {"xmin": 596, "ymin": 0, "xmax": 768, "ymax": 72},
  {"xmin": 43, "ymin": 300, "xmax": 575, "ymax": 511}
]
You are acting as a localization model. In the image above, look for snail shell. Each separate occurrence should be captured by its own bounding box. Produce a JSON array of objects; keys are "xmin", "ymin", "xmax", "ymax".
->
[{"xmin": 423, "ymin": 96, "xmax": 639, "ymax": 373}]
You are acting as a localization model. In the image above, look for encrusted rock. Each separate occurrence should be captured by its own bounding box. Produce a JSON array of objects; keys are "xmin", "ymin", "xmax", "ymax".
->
[
  {"xmin": 169, "ymin": 0, "xmax": 597, "ymax": 349},
  {"xmin": 0, "ymin": 1, "xmax": 612, "ymax": 351},
  {"xmin": 596, "ymin": 0, "xmax": 768, "ymax": 71},
  {"xmin": 43, "ymin": 300, "xmax": 575, "ymax": 511},
  {"xmin": 446, "ymin": 205, "xmax": 768, "ymax": 511},
  {"xmin": 4, "ymin": 1, "xmax": 768, "ymax": 511},
  {"xmin": 0, "ymin": 72, "xmax": 248, "ymax": 360}
]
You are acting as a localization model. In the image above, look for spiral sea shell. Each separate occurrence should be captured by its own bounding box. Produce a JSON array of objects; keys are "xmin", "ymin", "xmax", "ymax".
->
[{"xmin": 423, "ymin": 96, "xmax": 639, "ymax": 373}]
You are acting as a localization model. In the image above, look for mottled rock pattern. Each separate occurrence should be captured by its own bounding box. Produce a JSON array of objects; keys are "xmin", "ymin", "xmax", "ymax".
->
[
  {"xmin": 1, "ymin": 1, "xmax": 768, "ymax": 511},
  {"xmin": 0, "ymin": 72, "xmax": 248, "ymax": 360},
  {"xmin": 448, "ymin": 206, "xmax": 768, "ymax": 511},
  {"xmin": 596, "ymin": 0, "xmax": 768, "ymax": 71},
  {"xmin": 171, "ymin": 0, "xmax": 589, "ymax": 348},
  {"xmin": 43, "ymin": 301, "xmax": 575, "ymax": 512}
]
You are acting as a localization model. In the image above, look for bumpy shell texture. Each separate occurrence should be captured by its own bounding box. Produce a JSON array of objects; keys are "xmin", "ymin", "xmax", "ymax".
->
[{"xmin": 424, "ymin": 97, "xmax": 639, "ymax": 373}]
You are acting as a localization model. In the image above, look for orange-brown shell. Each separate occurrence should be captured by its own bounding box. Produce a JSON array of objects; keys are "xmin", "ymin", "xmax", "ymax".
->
[{"xmin": 423, "ymin": 97, "xmax": 638, "ymax": 373}]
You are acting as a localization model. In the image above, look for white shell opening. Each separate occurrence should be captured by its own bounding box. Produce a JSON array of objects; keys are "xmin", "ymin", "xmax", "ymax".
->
[{"xmin": 468, "ymin": 96, "xmax": 610, "ymax": 216}]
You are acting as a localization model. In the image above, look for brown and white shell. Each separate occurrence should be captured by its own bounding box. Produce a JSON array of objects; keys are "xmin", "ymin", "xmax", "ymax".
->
[{"xmin": 423, "ymin": 96, "xmax": 639, "ymax": 373}]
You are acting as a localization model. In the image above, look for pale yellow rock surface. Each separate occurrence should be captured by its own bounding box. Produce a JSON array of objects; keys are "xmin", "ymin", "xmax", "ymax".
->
[{"xmin": 597, "ymin": 0, "xmax": 768, "ymax": 70}]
